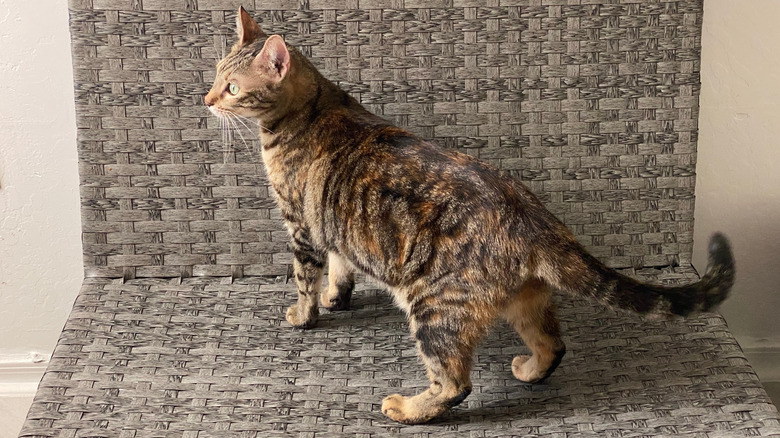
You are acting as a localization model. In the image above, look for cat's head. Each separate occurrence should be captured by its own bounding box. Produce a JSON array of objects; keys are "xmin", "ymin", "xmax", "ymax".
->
[{"xmin": 205, "ymin": 7, "xmax": 306, "ymax": 124}]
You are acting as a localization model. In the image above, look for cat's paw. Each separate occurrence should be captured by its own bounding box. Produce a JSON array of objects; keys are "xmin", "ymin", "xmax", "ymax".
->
[
  {"xmin": 511, "ymin": 355, "xmax": 544, "ymax": 383},
  {"xmin": 511, "ymin": 347, "xmax": 565, "ymax": 384},
  {"xmin": 320, "ymin": 289, "xmax": 351, "ymax": 311},
  {"xmin": 381, "ymin": 394, "xmax": 415, "ymax": 424},
  {"xmin": 320, "ymin": 284, "xmax": 352, "ymax": 311},
  {"xmin": 381, "ymin": 393, "xmax": 445, "ymax": 424},
  {"xmin": 285, "ymin": 304, "xmax": 318, "ymax": 329}
]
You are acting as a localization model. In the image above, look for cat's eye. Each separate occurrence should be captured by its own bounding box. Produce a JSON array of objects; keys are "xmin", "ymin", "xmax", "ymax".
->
[{"xmin": 228, "ymin": 83, "xmax": 239, "ymax": 95}]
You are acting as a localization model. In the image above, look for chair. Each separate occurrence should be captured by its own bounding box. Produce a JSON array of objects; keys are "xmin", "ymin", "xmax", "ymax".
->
[{"xmin": 21, "ymin": 1, "xmax": 780, "ymax": 436}]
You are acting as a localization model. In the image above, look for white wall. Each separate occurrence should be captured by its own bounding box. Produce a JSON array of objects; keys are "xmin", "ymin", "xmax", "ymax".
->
[
  {"xmin": 0, "ymin": 0, "xmax": 82, "ymax": 364},
  {"xmin": 694, "ymin": 0, "xmax": 780, "ymax": 381}
]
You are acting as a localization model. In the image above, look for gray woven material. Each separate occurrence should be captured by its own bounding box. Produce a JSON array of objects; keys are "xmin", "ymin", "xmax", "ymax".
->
[
  {"xmin": 73, "ymin": 0, "xmax": 702, "ymax": 278},
  {"xmin": 20, "ymin": 268, "xmax": 780, "ymax": 436}
]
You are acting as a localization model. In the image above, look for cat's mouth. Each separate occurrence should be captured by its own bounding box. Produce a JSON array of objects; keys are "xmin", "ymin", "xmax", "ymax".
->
[{"xmin": 208, "ymin": 105, "xmax": 226, "ymax": 119}]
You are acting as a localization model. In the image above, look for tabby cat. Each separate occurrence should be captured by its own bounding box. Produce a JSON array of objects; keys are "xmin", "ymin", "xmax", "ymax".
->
[{"xmin": 205, "ymin": 7, "xmax": 736, "ymax": 425}]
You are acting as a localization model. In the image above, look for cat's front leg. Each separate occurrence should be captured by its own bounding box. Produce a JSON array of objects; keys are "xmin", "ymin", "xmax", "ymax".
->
[
  {"xmin": 286, "ymin": 245, "xmax": 325, "ymax": 329},
  {"xmin": 320, "ymin": 252, "xmax": 354, "ymax": 311}
]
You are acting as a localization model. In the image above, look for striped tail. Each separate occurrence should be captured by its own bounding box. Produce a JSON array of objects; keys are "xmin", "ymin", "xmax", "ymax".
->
[{"xmin": 544, "ymin": 233, "xmax": 735, "ymax": 317}]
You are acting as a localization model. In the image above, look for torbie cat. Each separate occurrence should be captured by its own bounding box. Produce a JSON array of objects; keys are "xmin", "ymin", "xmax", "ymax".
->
[{"xmin": 205, "ymin": 7, "xmax": 735, "ymax": 425}]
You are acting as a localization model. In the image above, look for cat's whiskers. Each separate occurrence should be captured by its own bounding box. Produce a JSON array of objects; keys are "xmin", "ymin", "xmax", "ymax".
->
[
  {"xmin": 219, "ymin": 113, "xmax": 227, "ymax": 161},
  {"xmin": 211, "ymin": 36, "xmax": 221, "ymax": 63},
  {"xmin": 229, "ymin": 114, "xmax": 265, "ymax": 164},
  {"xmin": 223, "ymin": 109, "xmax": 267, "ymax": 142},
  {"xmin": 219, "ymin": 110, "xmax": 236, "ymax": 163},
  {"xmin": 211, "ymin": 34, "xmax": 229, "ymax": 63},
  {"xmin": 224, "ymin": 109, "xmax": 274, "ymax": 136},
  {"xmin": 232, "ymin": 112, "xmax": 268, "ymax": 136},
  {"xmin": 211, "ymin": 106, "xmax": 261, "ymax": 163},
  {"xmin": 233, "ymin": 113, "xmax": 259, "ymax": 126},
  {"xmin": 228, "ymin": 114, "xmax": 265, "ymax": 157},
  {"xmin": 226, "ymin": 113, "xmax": 251, "ymax": 155}
]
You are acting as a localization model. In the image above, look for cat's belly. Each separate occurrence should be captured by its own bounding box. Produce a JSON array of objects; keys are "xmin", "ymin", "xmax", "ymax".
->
[{"xmin": 336, "ymin": 253, "xmax": 412, "ymax": 315}]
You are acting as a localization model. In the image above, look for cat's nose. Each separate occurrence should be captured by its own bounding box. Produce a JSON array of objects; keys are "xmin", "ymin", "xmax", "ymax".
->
[{"xmin": 204, "ymin": 94, "xmax": 215, "ymax": 107}]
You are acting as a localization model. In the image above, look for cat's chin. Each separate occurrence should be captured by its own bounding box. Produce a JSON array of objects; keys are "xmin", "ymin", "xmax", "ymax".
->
[{"xmin": 207, "ymin": 106, "xmax": 223, "ymax": 118}]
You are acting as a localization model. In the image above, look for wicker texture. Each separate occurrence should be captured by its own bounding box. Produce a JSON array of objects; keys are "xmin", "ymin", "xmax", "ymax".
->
[
  {"xmin": 20, "ymin": 268, "xmax": 780, "ymax": 437},
  {"xmin": 31, "ymin": 1, "xmax": 780, "ymax": 436},
  {"xmin": 73, "ymin": 0, "xmax": 702, "ymax": 279}
]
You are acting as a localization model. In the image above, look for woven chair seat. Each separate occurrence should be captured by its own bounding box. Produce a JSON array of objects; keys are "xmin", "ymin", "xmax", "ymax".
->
[{"xmin": 20, "ymin": 267, "xmax": 780, "ymax": 437}]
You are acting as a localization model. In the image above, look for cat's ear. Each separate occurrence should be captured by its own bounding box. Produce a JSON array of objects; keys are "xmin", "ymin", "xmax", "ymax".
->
[
  {"xmin": 253, "ymin": 35, "xmax": 290, "ymax": 81},
  {"xmin": 236, "ymin": 6, "xmax": 265, "ymax": 45}
]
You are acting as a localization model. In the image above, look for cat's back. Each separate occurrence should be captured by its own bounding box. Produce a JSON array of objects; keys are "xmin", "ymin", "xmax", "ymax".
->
[
  {"xmin": 317, "ymin": 119, "xmax": 553, "ymax": 231},
  {"xmin": 306, "ymin": 101, "xmax": 562, "ymax": 233}
]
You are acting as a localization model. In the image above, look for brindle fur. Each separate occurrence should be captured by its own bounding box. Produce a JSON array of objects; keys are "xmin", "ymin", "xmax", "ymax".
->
[{"xmin": 205, "ymin": 7, "xmax": 736, "ymax": 425}]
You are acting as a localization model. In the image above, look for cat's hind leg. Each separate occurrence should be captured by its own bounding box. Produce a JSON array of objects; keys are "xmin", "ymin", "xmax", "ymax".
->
[
  {"xmin": 286, "ymin": 249, "xmax": 325, "ymax": 328},
  {"xmin": 503, "ymin": 278, "xmax": 566, "ymax": 383},
  {"xmin": 320, "ymin": 252, "xmax": 354, "ymax": 311},
  {"xmin": 381, "ymin": 287, "xmax": 491, "ymax": 424}
]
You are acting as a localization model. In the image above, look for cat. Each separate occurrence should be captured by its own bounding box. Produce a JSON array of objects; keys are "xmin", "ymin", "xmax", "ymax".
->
[{"xmin": 205, "ymin": 6, "xmax": 736, "ymax": 425}]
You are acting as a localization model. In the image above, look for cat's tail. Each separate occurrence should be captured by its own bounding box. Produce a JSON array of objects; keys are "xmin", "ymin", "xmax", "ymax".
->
[{"xmin": 537, "ymin": 233, "xmax": 735, "ymax": 317}]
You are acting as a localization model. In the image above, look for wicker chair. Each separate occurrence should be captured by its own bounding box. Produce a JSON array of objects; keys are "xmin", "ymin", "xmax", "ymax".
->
[{"xmin": 21, "ymin": 1, "xmax": 779, "ymax": 436}]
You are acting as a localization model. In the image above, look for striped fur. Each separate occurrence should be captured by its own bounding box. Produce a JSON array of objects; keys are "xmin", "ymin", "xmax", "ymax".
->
[{"xmin": 204, "ymin": 7, "xmax": 736, "ymax": 425}]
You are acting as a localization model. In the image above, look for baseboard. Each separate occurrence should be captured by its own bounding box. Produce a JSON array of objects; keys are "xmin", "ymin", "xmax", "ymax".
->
[
  {"xmin": 0, "ymin": 363, "xmax": 47, "ymax": 396},
  {"xmin": 743, "ymin": 348, "xmax": 780, "ymax": 383}
]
